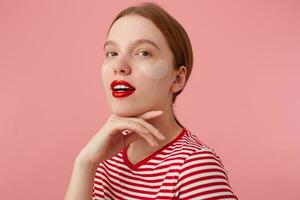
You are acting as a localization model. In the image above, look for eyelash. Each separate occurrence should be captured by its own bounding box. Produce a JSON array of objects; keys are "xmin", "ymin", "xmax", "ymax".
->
[
  {"xmin": 105, "ymin": 51, "xmax": 117, "ymax": 57},
  {"xmin": 105, "ymin": 50, "xmax": 152, "ymax": 58}
]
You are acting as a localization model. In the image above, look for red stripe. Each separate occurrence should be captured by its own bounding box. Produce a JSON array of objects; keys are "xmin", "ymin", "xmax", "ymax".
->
[
  {"xmin": 101, "ymin": 161, "xmax": 179, "ymax": 182},
  {"xmin": 177, "ymin": 175, "xmax": 231, "ymax": 191},
  {"xmin": 95, "ymin": 164, "xmax": 178, "ymax": 189},
  {"xmin": 204, "ymin": 195, "xmax": 238, "ymax": 200},
  {"xmin": 178, "ymin": 168, "xmax": 229, "ymax": 184},
  {"xmin": 179, "ymin": 181, "xmax": 233, "ymax": 196},
  {"xmin": 182, "ymin": 188, "xmax": 237, "ymax": 199}
]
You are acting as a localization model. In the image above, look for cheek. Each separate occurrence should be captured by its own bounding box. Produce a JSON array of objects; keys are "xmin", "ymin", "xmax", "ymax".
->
[
  {"xmin": 101, "ymin": 62, "xmax": 111, "ymax": 75},
  {"xmin": 138, "ymin": 59, "xmax": 169, "ymax": 80},
  {"xmin": 101, "ymin": 63, "xmax": 113, "ymax": 86}
]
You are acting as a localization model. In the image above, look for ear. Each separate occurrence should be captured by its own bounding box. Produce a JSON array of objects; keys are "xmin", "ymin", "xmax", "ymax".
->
[{"xmin": 171, "ymin": 65, "xmax": 187, "ymax": 93}]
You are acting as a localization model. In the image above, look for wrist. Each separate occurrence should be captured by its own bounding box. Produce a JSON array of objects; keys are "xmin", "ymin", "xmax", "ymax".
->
[{"xmin": 74, "ymin": 154, "xmax": 101, "ymax": 171}]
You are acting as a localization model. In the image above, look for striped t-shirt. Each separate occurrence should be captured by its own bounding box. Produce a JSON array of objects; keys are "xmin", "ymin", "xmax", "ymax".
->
[{"xmin": 93, "ymin": 128, "xmax": 238, "ymax": 199}]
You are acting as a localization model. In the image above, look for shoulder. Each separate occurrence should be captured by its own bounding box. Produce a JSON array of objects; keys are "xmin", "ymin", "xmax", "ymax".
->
[
  {"xmin": 178, "ymin": 130, "xmax": 223, "ymax": 161},
  {"xmin": 175, "ymin": 130, "xmax": 238, "ymax": 199},
  {"xmin": 178, "ymin": 130, "xmax": 227, "ymax": 175},
  {"xmin": 168, "ymin": 130, "xmax": 228, "ymax": 177}
]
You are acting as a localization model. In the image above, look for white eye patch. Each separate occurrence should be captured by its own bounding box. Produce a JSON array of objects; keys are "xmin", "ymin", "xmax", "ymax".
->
[
  {"xmin": 140, "ymin": 59, "xmax": 169, "ymax": 80},
  {"xmin": 101, "ymin": 58, "xmax": 169, "ymax": 80}
]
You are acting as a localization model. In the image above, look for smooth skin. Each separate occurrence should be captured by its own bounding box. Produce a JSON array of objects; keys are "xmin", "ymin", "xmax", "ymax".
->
[{"xmin": 64, "ymin": 14, "xmax": 187, "ymax": 200}]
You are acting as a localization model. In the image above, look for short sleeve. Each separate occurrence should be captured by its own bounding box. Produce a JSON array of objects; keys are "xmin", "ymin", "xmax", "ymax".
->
[{"xmin": 175, "ymin": 148, "xmax": 238, "ymax": 199}]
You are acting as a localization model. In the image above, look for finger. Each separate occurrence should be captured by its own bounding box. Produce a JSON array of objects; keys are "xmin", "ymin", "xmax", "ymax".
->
[
  {"xmin": 137, "ymin": 110, "xmax": 164, "ymax": 120},
  {"xmin": 129, "ymin": 118, "xmax": 165, "ymax": 141},
  {"xmin": 114, "ymin": 121, "xmax": 158, "ymax": 147}
]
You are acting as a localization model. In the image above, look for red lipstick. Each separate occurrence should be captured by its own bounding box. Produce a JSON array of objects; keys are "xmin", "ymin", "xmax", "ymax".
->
[{"xmin": 111, "ymin": 80, "xmax": 136, "ymax": 98}]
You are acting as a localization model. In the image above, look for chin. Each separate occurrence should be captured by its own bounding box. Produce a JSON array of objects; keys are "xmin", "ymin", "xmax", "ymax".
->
[{"xmin": 111, "ymin": 104, "xmax": 154, "ymax": 118}]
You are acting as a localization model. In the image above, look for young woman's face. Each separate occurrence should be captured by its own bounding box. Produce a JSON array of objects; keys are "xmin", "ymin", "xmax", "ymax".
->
[{"xmin": 101, "ymin": 14, "xmax": 177, "ymax": 117}]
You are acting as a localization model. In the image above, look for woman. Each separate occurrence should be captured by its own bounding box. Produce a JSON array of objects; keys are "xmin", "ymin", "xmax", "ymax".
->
[{"xmin": 64, "ymin": 2, "xmax": 238, "ymax": 200}]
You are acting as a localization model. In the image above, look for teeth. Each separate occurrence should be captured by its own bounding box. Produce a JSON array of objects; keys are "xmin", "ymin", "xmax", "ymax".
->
[{"xmin": 113, "ymin": 84, "xmax": 130, "ymax": 90}]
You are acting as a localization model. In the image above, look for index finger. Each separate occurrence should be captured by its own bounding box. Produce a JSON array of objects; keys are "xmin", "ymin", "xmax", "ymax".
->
[{"xmin": 136, "ymin": 110, "xmax": 164, "ymax": 120}]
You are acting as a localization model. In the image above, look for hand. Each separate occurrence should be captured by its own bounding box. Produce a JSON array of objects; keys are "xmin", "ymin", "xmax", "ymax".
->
[{"xmin": 76, "ymin": 110, "xmax": 165, "ymax": 166}]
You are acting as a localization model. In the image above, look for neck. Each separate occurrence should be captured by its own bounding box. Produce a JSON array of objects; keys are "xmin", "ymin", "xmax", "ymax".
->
[{"xmin": 126, "ymin": 103, "xmax": 184, "ymax": 164}]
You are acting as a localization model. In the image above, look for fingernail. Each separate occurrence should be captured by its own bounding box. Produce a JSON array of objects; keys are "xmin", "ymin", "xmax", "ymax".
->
[{"xmin": 159, "ymin": 133, "xmax": 165, "ymax": 140}]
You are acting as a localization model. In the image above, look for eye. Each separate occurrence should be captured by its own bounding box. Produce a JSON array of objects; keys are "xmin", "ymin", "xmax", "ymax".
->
[
  {"xmin": 105, "ymin": 51, "xmax": 118, "ymax": 57},
  {"xmin": 137, "ymin": 50, "xmax": 151, "ymax": 57}
]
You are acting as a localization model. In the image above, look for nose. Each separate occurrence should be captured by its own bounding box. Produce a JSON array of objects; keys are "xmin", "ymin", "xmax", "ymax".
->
[{"xmin": 113, "ymin": 54, "xmax": 131, "ymax": 75}]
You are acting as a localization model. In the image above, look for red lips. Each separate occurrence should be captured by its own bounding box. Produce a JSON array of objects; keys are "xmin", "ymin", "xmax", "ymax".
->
[
  {"xmin": 111, "ymin": 80, "xmax": 136, "ymax": 90},
  {"xmin": 110, "ymin": 80, "xmax": 136, "ymax": 98}
]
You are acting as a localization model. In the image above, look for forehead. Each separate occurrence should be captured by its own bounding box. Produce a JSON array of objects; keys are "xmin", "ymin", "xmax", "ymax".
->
[{"xmin": 106, "ymin": 14, "xmax": 166, "ymax": 48}]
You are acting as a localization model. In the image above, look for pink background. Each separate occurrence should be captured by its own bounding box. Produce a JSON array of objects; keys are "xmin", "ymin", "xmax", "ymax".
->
[{"xmin": 1, "ymin": 0, "xmax": 299, "ymax": 199}]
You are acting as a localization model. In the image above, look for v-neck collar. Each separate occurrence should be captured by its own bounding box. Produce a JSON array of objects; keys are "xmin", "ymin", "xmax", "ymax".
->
[{"xmin": 122, "ymin": 127, "xmax": 187, "ymax": 171}]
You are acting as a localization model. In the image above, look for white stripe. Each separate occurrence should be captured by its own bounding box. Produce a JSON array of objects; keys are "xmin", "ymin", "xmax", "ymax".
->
[
  {"xmin": 180, "ymin": 178, "xmax": 231, "ymax": 192},
  {"xmin": 141, "ymin": 162, "xmax": 182, "ymax": 169},
  {"xmin": 183, "ymin": 158, "xmax": 223, "ymax": 168},
  {"xmin": 104, "ymin": 159, "xmax": 181, "ymax": 176},
  {"xmin": 179, "ymin": 170, "xmax": 227, "ymax": 183},
  {"xmin": 181, "ymin": 185, "xmax": 233, "ymax": 198},
  {"xmin": 181, "ymin": 177, "xmax": 230, "ymax": 187},
  {"xmin": 156, "ymin": 148, "xmax": 196, "ymax": 157},
  {"xmin": 95, "ymin": 170, "xmax": 177, "ymax": 193},
  {"xmin": 179, "ymin": 164, "xmax": 227, "ymax": 179},
  {"xmin": 96, "ymin": 166, "xmax": 178, "ymax": 187},
  {"xmin": 184, "ymin": 191, "xmax": 236, "ymax": 199}
]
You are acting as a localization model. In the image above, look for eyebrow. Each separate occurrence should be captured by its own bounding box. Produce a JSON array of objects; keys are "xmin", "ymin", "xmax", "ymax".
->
[{"xmin": 103, "ymin": 39, "xmax": 161, "ymax": 52}]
